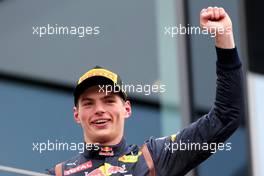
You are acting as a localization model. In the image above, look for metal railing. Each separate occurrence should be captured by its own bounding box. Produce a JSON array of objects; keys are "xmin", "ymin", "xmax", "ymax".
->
[{"xmin": 0, "ymin": 165, "xmax": 50, "ymax": 176}]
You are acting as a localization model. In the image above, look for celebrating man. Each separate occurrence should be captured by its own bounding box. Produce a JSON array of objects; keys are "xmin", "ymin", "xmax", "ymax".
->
[{"xmin": 48, "ymin": 7, "xmax": 244, "ymax": 176}]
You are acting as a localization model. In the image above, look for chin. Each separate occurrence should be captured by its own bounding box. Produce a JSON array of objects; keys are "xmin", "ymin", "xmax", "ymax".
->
[{"xmin": 94, "ymin": 132, "xmax": 113, "ymax": 143}]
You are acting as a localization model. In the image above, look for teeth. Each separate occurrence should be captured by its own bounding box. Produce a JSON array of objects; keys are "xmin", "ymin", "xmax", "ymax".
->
[{"xmin": 94, "ymin": 119, "xmax": 109, "ymax": 124}]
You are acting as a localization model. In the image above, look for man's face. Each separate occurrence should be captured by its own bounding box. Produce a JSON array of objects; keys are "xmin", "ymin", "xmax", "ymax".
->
[{"xmin": 73, "ymin": 85, "xmax": 131, "ymax": 145}]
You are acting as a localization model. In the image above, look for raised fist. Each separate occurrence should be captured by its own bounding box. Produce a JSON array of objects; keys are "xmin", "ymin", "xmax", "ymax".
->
[
  {"xmin": 200, "ymin": 7, "xmax": 235, "ymax": 48},
  {"xmin": 200, "ymin": 7, "xmax": 232, "ymax": 36}
]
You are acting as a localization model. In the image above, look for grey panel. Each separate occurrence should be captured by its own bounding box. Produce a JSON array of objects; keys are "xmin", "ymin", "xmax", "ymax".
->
[{"xmin": 0, "ymin": 0, "xmax": 159, "ymax": 100}]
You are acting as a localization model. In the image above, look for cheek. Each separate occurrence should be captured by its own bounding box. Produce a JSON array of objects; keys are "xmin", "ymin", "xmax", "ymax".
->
[
  {"xmin": 78, "ymin": 109, "xmax": 91, "ymax": 122},
  {"xmin": 111, "ymin": 108, "xmax": 125, "ymax": 121}
]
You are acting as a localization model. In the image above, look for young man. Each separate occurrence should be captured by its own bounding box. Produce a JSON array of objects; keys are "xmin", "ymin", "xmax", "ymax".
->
[{"xmin": 48, "ymin": 7, "xmax": 245, "ymax": 176}]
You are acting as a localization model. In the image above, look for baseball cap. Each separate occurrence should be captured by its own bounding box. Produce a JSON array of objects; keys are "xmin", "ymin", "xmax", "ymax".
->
[{"xmin": 74, "ymin": 66, "xmax": 127, "ymax": 105}]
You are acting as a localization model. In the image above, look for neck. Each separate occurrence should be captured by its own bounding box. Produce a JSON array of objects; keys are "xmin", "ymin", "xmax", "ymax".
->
[{"xmin": 84, "ymin": 134, "xmax": 123, "ymax": 146}]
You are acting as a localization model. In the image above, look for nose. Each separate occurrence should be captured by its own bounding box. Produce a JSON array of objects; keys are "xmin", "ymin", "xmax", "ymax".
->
[{"xmin": 94, "ymin": 102, "xmax": 106, "ymax": 116}]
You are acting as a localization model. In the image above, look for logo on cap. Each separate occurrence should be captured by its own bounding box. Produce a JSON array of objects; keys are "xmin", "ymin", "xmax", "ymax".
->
[{"xmin": 78, "ymin": 68, "xmax": 118, "ymax": 85}]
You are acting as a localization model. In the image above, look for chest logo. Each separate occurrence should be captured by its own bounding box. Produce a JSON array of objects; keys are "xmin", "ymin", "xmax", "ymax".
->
[
  {"xmin": 118, "ymin": 151, "xmax": 142, "ymax": 163},
  {"xmin": 99, "ymin": 147, "xmax": 114, "ymax": 156},
  {"xmin": 64, "ymin": 160, "xmax": 92, "ymax": 175},
  {"xmin": 85, "ymin": 163, "xmax": 127, "ymax": 176}
]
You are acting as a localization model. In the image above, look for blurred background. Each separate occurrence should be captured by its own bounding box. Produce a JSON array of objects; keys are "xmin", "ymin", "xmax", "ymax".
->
[{"xmin": 0, "ymin": 0, "xmax": 263, "ymax": 175}]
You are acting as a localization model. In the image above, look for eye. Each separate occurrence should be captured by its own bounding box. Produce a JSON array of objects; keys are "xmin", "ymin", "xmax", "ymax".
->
[
  {"xmin": 105, "ymin": 99, "xmax": 115, "ymax": 104},
  {"xmin": 83, "ymin": 101, "xmax": 93, "ymax": 106}
]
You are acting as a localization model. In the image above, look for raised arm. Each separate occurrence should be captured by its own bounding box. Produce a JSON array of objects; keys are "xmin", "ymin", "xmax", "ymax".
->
[{"xmin": 145, "ymin": 7, "xmax": 245, "ymax": 176}]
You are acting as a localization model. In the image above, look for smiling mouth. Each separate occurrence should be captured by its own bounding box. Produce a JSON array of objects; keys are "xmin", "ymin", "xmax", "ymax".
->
[{"xmin": 91, "ymin": 119, "xmax": 111, "ymax": 125}]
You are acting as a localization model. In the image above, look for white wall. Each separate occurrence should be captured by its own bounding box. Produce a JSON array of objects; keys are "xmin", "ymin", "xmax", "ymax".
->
[{"xmin": 248, "ymin": 72, "xmax": 264, "ymax": 176}]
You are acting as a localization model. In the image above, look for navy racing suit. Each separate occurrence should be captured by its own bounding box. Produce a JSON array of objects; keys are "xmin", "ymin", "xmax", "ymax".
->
[{"xmin": 47, "ymin": 47, "xmax": 244, "ymax": 176}]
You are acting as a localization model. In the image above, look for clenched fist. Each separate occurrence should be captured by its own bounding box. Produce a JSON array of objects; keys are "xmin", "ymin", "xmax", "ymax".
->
[{"xmin": 200, "ymin": 7, "xmax": 235, "ymax": 49}]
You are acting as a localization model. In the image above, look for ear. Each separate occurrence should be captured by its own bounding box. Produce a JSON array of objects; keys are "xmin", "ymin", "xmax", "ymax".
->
[
  {"xmin": 73, "ymin": 106, "xmax": 81, "ymax": 124},
  {"xmin": 124, "ymin": 100, "xmax": 132, "ymax": 118}
]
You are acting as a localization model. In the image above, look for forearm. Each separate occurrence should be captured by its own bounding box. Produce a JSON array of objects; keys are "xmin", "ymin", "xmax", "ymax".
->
[
  {"xmin": 215, "ymin": 32, "xmax": 235, "ymax": 49},
  {"xmin": 213, "ymin": 47, "xmax": 244, "ymax": 141}
]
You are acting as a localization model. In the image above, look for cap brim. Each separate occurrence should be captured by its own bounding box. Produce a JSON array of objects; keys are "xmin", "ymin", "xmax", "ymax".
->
[{"xmin": 74, "ymin": 76, "xmax": 126, "ymax": 105}]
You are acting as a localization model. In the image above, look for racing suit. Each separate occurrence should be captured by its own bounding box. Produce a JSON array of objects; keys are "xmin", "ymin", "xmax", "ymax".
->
[{"xmin": 47, "ymin": 47, "xmax": 244, "ymax": 176}]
